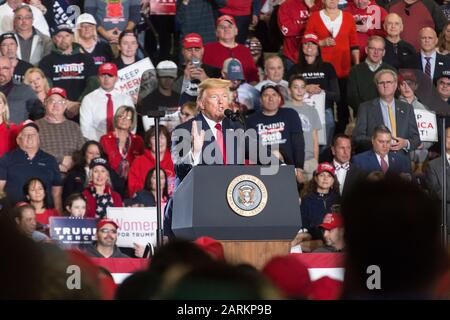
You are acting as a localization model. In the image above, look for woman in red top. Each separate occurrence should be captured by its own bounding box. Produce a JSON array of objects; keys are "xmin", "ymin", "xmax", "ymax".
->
[
  {"xmin": 24, "ymin": 177, "xmax": 59, "ymax": 227},
  {"xmin": 100, "ymin": 106, "xmax": 144, "ymax": 179},
  {"xmin": 128, "ymin": 125, "xmax": 175, "ymax": 197},
  {"xmin": 305, "ymin": 0, "xmax": 359, "ymax": 133},
  {"xmin": 82, "ymin": 157, "xmax": 123, "ymax": 219},
  {"xmin": 0, "ymin": 91, "xmax": 17, "ymax": 157}
]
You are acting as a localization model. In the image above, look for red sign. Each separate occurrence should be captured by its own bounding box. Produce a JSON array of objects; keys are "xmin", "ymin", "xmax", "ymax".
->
[{"xmin": 151, "ymin": 0, "xmax": 176, "ymax": 15}]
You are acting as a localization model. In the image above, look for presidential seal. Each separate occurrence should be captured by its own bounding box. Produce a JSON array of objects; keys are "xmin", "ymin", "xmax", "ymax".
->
[{"xmin": 227, "ymin": 175, "xmax": 268, "ymax": 217}]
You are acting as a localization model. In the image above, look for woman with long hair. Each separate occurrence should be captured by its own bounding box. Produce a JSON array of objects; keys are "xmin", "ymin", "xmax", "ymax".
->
[
  {"xmin": 82, "ymin": 157, "xmax": 123, "ymax": 218},
  {"xmin": 127, "ymin": 125, "xmax": 175, "ymax": 197},
  {"xmin": 288, "ymin": 33, "xmax": 340, "ymax": 146},
  {"xmin": 305, "ymin": 0, "xmax": 359, "ymax": 133},
  {"xmin": 128, "ymin": 168, "xmax": 170, "ymax": 209},
  {"xmin": 0, "ymin": 91, "xmax": 17, "ymax": 157},
  {"xmin": 24, "ymin": 177, "xmax": 60, "ymax": 226},
  {"xmin": 23, "ymin": 67, "xmax": 50, "ymax": 104},
  {"xmin": 100, "ymin": 106, "xmax": 144, "ymax": 179},
  {"xmin": 300, "ymin": 162, "xmax": 340, "ymax": 240},
  {"xmin": 437, "ymin": 22, "xmax": 450, "ymax": 55},
  {"xmin": 63, "ymin": 140, "xmax": 125, "ymax": 202}
]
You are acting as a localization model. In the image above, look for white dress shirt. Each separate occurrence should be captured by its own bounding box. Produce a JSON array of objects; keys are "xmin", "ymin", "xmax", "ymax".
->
[
  {"xmin": 320, "ymin": 9, "xmax": 343, "ymax": 38},
  {"xmin": 0, "ymin": 2, "xmax": 49, "ymax": 36},
  {"xmin": 375, "ymin": 153, "xmax": 389, "ymax": 168},
  {"xmin": 80, "ymin": 87, "xmax": 135, "ymax": 141},
  {"xmin": 421, "ymin": 50, "xmax": 437, "ymax": 79},
  {"xmin": 333, "ymin": 159, "xmax": 349, "ymax": 194}
]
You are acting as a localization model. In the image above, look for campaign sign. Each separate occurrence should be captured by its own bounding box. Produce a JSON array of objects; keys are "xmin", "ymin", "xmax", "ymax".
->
[
  {"xmin": 115, "ymin": 58, "xmax": 157, "ymax": 103},
  {"xmin": 304, "ymin": 91, "xmax": 326, "ymax": 145},
  {"xmin": 49, "ymin": 217, "xmax": 97, "ymax": 244},
  {"xmin": 151, "ymin": 0, "xmax": 176, "ymax": 15},
  {"xmin": 415, "ymin": 109, "xmax": 438, "ymax": 142},
  {"xmin": 107, "ymin": 207, "xmax": 158, "ymax": 248}
]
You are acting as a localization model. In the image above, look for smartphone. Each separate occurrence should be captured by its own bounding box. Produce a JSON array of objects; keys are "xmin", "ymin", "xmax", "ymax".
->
[{"xmin": 192, "ymin": 58, "xmax": 201, "ymax": 69}]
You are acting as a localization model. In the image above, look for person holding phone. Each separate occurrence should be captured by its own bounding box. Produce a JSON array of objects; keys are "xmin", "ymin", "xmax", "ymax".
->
[{"xmin": 174, "ymin": 33, "xmax": 221, "ymax": 104}]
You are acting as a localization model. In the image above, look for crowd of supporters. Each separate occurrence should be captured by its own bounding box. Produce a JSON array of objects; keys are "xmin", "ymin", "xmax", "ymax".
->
[{"xmin": 0, "ymin": 0, "xmax": 449, "ymax": 299}]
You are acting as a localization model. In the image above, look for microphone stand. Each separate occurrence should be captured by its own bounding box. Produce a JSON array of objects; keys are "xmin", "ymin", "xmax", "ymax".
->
[
  {"xmin": 439, "ymin": 116, "xmax": 448, "ymax": 248},
  {"xmin": 146, "ymin": 108, "xmax": 166, "ymax": 248}
]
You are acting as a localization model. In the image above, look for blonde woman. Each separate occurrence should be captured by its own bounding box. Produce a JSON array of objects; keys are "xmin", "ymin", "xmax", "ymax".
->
[
  {"xmin": 0, "ymin": 91, "xmax": 17, "ymax": 156},
  {"xmin": 23, "ymin": 67, "xmax": 50, "ymax": 104},
  {"xmin": 75, "ymin": 13, "xmax": 114, "ymax": 67}
]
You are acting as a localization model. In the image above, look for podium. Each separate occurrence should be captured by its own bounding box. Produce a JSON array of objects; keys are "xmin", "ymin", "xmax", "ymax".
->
[{"xmin": 172, "ymin": 165, "xmax": 302, "ymax": 269}]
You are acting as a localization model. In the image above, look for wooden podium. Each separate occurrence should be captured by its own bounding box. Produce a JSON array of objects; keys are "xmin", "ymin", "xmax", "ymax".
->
[{"xmin": 172, "ymin": 165, "xmax": 302, "ymax": 269}]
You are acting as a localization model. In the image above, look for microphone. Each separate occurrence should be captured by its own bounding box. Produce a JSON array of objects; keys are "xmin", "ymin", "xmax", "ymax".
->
[{"xmin": 224, "ymin": 109, "xmax": 241, "ymax": 121}]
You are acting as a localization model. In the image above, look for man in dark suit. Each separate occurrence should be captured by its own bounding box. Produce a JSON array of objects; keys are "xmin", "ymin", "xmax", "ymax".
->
[
  {"xmin": 402, "ymin": 27, "xmax": 450, "ymax": 81},
  {"xmin": 171, "ymin": 78, "xmax": 247, "ymax": 182},
  {"xmin": 331, "ymin": 134, "xmax": 364, "ymax": 196},
  {"xmin": 353, "ymin": 68, "xmax": 420, "ymax": 153},
  {"xmin": 425, "ymin": 127, "xmax": 450, "ymax": 228},
  {"xmin": 352, "ymin": 125, "xmax": 411, "ymax": 175}
]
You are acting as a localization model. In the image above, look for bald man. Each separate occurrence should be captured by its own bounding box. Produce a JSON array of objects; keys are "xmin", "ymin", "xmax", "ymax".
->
[{"xmin": 403, "ymin": 27, "xmax": 450, "ymax": 81}]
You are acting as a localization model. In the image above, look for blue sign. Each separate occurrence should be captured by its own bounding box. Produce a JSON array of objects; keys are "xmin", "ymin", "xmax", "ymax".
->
[{"xmin": 49, "ymin": 217, "xmax": 97, "ymax": 244}]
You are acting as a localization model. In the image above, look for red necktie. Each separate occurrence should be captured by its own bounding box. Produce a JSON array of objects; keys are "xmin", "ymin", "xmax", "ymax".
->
[
  {"xmin": 215, "ymin": 123, "xmax": 226, "ymax": 164},
  {"xmin": 380, "ymin": 156, "xmax": 388, "ymax": 173},
  {"xmin": 424, "ymin": 57, "xmax": 431, "ymax": 78},
  {"xmin": 106, "ymin": 93, "xmax": 114, "ymax": 132}
]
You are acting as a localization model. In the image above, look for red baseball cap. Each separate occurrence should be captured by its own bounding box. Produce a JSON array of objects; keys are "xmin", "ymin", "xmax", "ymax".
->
[
  {"xmin": 262, "ymin": 254, "xmax": 312, "ymax": 298},
  {"xmin": 194, "ymin": 236, "xmax": 225, "ymax": 260},
  {"xmin": 17, "ymin": 119, "xmax": 39, "ymax": 133},
  {"xmin": 302, "ymin": 33, "xmax": 319, "ymax": 45},
  {"xmin": 97, "ymin": 219, "xmax": 119, "ymax": 230},
  {"xmin": 183, "ymin": 33, "xmax": 203, "ymax": 49},
  {"xmin": 315, "ymin": 162, "xmax": 336, "ymax": 177},
  {"xmin": 98, "ymin": 62, "xmax": 118, "ymax": 76},
  {"xmin": 47, "ymin": 87, "xmax": 67, "ymax": 99},
  {"xmin": 319, "ymin": 213, "xmax": 343, "ymax": 230},
  {"xmin": 216, "ymin": 15, "xmax": 236, "ymax": 27}
]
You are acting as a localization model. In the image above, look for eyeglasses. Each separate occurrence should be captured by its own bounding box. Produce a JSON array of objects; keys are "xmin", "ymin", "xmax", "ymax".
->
[
  {"xmin": 438, "ymin": 80, "xmax": 450, "ymax": 87},
  {"xmin": 0, "ymin": 43, "xmax": 16, "ymax": 48},
  {"xmin": 377, "ymin": 80, "xmax": 395, "ymax": 86},
  {"xmin": 14, "ymin": 15, "xmax": 33, "ymax": 21},
  {"xmin": 367, "ymin": 47, "xmax": 384, "ymax": 53},
  {"xmin": 99, "ymin": 228, "xmax": 117, "ymax": 234}
]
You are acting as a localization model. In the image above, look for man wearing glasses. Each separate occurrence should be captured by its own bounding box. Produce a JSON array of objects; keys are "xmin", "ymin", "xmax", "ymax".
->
[
  {"xmin": 353, "ymin": 68, "xmax": 420, "ymax": 153},
  {"xmin": 12, "ymin": 4, "xmax": 52, "ymax": 66},
  {"xmin": 84, "ymin": 219, "xmax": 129, "ymax": 258},
  {"xmin": 347, "ymin": 35, "xmax": 395, "ymax": 115},
  {"xmin": 35, "ymin": 87, "xmax": 85, "ymax": 175},
  {"xmin": 0, "ymin": 0, "xmax": 49, "ymax": 36},
  {"xmin": 436, "ymin": 71, "xmax": 450, "ymax": 104}
]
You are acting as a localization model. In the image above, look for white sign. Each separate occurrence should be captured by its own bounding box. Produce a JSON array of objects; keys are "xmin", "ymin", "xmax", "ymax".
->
[
  {"xmin": 115, "ymin": 58, "xmax": 157, "ymax": 103},
  {"xmin": 414, "ymin": 109, "xmax": 438, "ymax": 142},
  {"xmin": 107, "ymin": 207, "xmax": 158, "ymax": 248},
  {"xmin": 304, "ymin": 91, "xmax": 326, "ymax": 145}
]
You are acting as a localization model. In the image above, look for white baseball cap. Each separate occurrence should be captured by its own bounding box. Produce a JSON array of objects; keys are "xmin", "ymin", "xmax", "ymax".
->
[
  {"xmin": 76, "ymin": 13, "xmax": 97, "ymax": 27},
  {"xmin": 156, "ymin": 60, "xmax": 178, "ymax": 78}
]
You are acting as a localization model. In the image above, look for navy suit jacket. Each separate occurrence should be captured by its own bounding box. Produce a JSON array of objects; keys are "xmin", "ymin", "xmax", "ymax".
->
[
  {"xmin": 171, "ymin": 113, "xmax": 246, "ymax": 181},
  {"xmin": 402, "ymin": 52, "xmax": 450, "ymax": 81},
  {"xmin": 352, "ymin": 150, "xmax": 411, "ymax": 175},
  {"xmin": 353, "ymin": 98, "xmax": 421, "ymax": 152}
]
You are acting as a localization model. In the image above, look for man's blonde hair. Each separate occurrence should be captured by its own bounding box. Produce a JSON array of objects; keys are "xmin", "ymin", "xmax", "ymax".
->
[{"xmin": 197, "ymin": 78, "xmax": 232, "ymax": 102}]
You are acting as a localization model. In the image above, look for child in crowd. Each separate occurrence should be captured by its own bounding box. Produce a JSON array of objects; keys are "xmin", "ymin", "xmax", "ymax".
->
[{"xmin": 64, "ymin": 193, "xmax": 87, "ymax": 218}]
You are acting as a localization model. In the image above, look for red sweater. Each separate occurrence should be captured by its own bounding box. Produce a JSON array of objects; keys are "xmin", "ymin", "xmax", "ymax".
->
[
  {"xmin": 220, "ymin": 0, "xmax": 253, "ymax": 16},
  {"xmin": 0, "ymin": 122, "xmax": 17, "ymax": 157},
  {"xmin": 278, "ymin": 0, "xmax": 322, "ymax": 63},
  {"xmin": 345, "ymin": 1, "xmax": 387, "ymax": 59},
  {"xmin": 305, "ymin": 10, "xmax": 359, "ymax": 78},
  {"xmin": 99, "ymin": 132, "xmax": 145, "ymax": 173},
  {"xmin": 36, "ymin": 208, "xmax": 60, "ymax": 225},
  {"xmin": 82, "ymin": 185, "xmax": 123, "ymax": 219},
  {"xmin": 203, "ymin": 42, "xmax": 259, "ymax": 83},
  {"xmin": 127, "ymin": 149, "xmax": 175, "ymax": 197}
]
